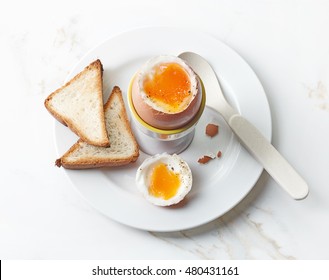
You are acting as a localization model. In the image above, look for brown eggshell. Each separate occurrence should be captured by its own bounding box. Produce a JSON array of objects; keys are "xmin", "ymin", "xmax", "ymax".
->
[
  {"xmin": 205, "ymin": 123, "xmax": 219, "ymax": 137},
  {"xmin": 197, "ymin": 155, "xmax": 214, "ymax": 164}
]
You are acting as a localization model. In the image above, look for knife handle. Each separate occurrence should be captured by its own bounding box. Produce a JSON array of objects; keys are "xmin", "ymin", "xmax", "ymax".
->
[{"xmin": 229, "ymin": 114, "xmax": 309, "ymax": 200}]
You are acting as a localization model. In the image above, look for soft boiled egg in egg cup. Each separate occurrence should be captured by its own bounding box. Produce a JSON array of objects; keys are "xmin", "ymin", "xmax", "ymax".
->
[
  {"xmin": 136, "ymin": 153, "xmax": 192, "ymax": 206},
  {"xmin": 127, "ymin": 55, "xmax": 206, "ymax": 155}
]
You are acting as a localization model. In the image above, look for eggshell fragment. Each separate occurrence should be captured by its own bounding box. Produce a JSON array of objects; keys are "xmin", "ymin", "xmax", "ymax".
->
[
  {"xmin": 198, "ymin": 155, "xmax": 214, "ymax": 164},
  {"xmin": 205, "ymin": 123, "xmax": 219, "ymax": 137}
]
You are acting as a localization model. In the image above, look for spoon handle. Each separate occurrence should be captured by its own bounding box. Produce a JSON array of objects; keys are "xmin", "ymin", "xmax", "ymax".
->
[{"xmin": 229, "ymin": 114, "xmax": 309, "ymax": 200}]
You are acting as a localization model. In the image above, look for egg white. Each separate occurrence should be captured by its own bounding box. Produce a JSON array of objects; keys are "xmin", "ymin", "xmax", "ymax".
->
[{"xmin": 136, "ymin": 153, "xmax": 192, "ymax": 206}]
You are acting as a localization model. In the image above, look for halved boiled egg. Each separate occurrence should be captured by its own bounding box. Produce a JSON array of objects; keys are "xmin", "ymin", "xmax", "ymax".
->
[
  {"xmin": 131, "ymin": 55, "xmax": 202, "ymax": 130},
  {"xmin": 136, "ymin": 153, "xmax": 192, "ymax": 206}
]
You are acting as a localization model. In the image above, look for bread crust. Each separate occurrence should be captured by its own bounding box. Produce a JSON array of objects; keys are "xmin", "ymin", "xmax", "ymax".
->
[
  {"xmin": 45, "ymin": 59, "xmax": 110, "ymax": 147},
  {"xmin": 56, "ymin": 86, "xmax": 139, "ymax": 169}
]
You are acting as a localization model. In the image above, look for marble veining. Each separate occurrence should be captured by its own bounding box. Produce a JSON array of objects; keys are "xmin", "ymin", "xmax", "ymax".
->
[
  {"xmin": 305, "ymin": 81, "xmax": 329, "ymax": 112},
  {"xmin": 7, "ymin": 15, "xmax": 88, "ymax": 98},
  {"xmin": 243, "ymin": 213, "xmax": 295, "ymax": 259},
  {"xmin": 53, "ymin": 16, "xmax": 82, "ymax": 53}
]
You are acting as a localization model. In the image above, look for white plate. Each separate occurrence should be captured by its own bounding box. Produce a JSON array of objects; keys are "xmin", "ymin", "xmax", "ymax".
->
[{"xmin": 54, "ymin": 27, "xmax": 271, "ymax": 232}]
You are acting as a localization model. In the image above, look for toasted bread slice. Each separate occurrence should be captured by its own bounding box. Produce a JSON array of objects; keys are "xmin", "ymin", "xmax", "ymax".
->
[
  {"xmin": 55, "ymin": 86, "xmax": 139, "ymax": 169},
  {"xmin": 44, "ymin": 59, "xmax": 110, "ymax": 147}
]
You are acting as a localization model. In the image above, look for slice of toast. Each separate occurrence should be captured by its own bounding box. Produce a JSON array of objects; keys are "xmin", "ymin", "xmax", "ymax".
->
[
  {"xmin": 44, "ymin": 59, "xmax": 110, "ymax": 147},
  {"xmin": 55, "ymin": 86, "xmax": 139, "ymax": 169}
]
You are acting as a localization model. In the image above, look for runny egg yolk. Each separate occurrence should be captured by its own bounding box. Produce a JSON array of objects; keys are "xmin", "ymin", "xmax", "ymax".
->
[
  {"xmin": 143, "ymin": 63, "xmax": 191, "ymax": 112},
  {"xmin": 149, "ymin": 163, "xmax": 181, "ymax": 200}
]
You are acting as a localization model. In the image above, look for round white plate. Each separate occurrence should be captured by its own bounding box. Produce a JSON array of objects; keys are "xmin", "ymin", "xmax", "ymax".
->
[{"xmin": 54, "ymin": 27, "xmax": 271, "ymax": 232}]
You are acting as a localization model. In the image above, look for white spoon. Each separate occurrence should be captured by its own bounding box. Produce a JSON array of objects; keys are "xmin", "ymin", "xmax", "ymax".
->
[{"xmin": 179, "ymin": 51, "xmax": 309, "ymax": 200}]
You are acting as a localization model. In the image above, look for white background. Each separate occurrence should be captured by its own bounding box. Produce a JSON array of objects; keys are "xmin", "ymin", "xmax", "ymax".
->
[{"xmin": 1, "ymin": 0, "xmax": 329, "ymax": 259}]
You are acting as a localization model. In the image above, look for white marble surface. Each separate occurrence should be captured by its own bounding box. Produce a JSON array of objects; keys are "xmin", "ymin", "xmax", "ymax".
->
[{"xmin": 1, "ymin": 0, "xmax": 329, "ymax": 259}]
